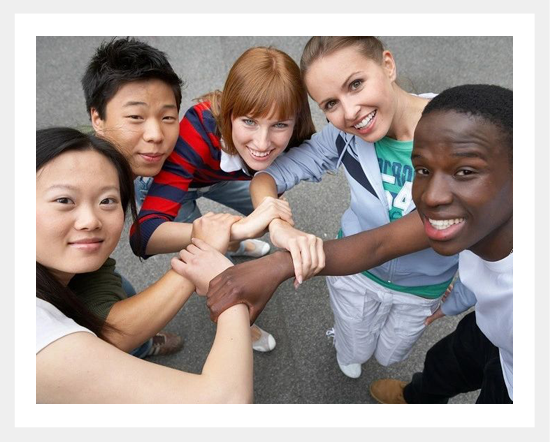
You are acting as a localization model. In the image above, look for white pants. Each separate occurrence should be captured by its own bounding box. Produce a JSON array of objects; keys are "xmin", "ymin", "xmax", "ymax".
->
[{"xmin": 327, "ymin": 273, "xmax": 442, "ymax": 367}]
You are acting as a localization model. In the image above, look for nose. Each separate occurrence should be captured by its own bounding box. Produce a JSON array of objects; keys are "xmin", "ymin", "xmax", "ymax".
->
[
  {"xmin": 74, "ymin": 204, "xmax": 102, "ymax": 231},
  {"xmin": 421, "ymin": 173, "xmax": 453, "ymax": 208},
  {"xmin": 253, "ymin": 126, "xmax": 271, "ymax": 151},
  {"xmin": 342, "ymin": 97, "xmax": 360, "ymax": 123},
  {"xmin": 143, "ymin": 120, "xmax": 164, "ymax": 144}
]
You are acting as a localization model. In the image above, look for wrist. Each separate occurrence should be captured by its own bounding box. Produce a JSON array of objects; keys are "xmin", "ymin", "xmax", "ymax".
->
[
  {"xmin": 230, "ymin": 221, "xmax": 246, "ymax": 242},
  {"xmin": 268, "ymin": 218, "xmax": 287, "ymax": 232},
  {"xmin": 267, "ymin": 250, "xmax": 295, "ymax": 283}
]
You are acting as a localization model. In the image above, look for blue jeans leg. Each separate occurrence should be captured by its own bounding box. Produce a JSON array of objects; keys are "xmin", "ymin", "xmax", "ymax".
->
[
  {"xmin": 202, "ymin": 180, "xmax": 255, "ymax": 216},
  {"xmin": 134, "ymin": 176, "xmax": 202, "ymax": 223},
  {"xmin": 116, "ymin": 270, "xmax": 153, "ymax": 358}
]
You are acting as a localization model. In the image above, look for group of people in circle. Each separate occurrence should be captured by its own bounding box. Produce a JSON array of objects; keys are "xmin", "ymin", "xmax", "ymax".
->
[{"xmin": 36, "ymin": 36, "xmax": 513, "ymax": 404}]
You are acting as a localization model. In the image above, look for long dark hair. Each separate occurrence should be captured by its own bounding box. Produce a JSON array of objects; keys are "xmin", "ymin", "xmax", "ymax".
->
[{"xmin": 36, "ymin": 127, "xmax": 138, "ymax": 337}]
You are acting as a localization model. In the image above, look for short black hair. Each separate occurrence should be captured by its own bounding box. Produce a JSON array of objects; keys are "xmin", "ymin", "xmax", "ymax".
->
[
  {"xmin": 422, "ymin": 84, "xmax": 513, "ymax": 160},
  {"xmin": 82, "ymin": 37, "xmax": 184, "ymax": 120}
]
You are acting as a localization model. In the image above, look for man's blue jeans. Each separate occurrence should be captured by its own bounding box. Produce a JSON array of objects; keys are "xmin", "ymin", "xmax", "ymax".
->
[{"xmin": 134, "ymin": 176, "xmax": 255, "ymax": 222}]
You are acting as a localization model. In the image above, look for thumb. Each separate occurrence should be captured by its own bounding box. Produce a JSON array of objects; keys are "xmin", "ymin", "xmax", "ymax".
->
[{"xmin": 425, "ymin": 308, "xmax": 444, "ymax": 326}]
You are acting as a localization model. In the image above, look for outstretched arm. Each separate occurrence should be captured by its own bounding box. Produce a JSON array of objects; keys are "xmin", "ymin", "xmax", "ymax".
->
[
  {"xmin": 321, "ymin": 211, "xmax": 428, "ymax": 276},
  {"xmin": 205, "ymin": 211, "xmax": 429, "ymax": 323},
  {"xmin": 250, "ymin": 173, "xmax": 325, "ymax": 284},
  {"xmin": 37, "ymin": 302, "xmax": 252, "ymax": 403},
  {"xmin": 103, "ymin": 213, "xmax": 240, "ymax": 352}
]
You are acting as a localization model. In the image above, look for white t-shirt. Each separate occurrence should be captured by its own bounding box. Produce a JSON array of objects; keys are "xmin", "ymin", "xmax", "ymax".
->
[
  {"xmin": 458, "ymin": 250, "xmax": 513, "ymax": 400},
  {"xmin": 36, "ymin": 298, "xmax": 95, "ymax": 354}
]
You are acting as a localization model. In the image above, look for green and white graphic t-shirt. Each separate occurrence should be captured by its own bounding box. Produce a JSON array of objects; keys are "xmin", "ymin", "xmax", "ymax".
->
[{"xmin": 375, "ymin": 137, "xmax": 414, "ymax": 221}]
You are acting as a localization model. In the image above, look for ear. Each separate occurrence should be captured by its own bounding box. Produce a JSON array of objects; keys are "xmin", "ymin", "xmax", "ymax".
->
[
  {"xmin": 382, "ymin": 50, "xmax": 397, "ymax": 82},
  {"xmin": 90, "ymin": 108, "xmax": 105, "ymax": 135}
]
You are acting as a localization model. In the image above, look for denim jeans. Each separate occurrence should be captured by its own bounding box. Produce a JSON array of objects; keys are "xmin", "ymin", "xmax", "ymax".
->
[
  {"xmin": 116, "ymin": 271, "xmax": 153, "ymax": 359},
  {"xmin": 134, "ymin": 176, "xmax": 255, "ymax": 222}
]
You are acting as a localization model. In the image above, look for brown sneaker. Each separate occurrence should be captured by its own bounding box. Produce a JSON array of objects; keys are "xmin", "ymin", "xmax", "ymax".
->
[
  {"xmin": 369, "ymin": 379, "xmax": 408, "ymax": 404},
  {"xmin": 146, "ymin": 332, "xmax": 184, "ymax": 357}
]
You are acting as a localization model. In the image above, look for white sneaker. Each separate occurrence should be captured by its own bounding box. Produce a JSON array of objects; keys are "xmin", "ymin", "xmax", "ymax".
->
[
  {"xmin": 251, "ymin": 325, "xmax": 276, "ymax": 352},
  {"xmin": 327, "ymin": 328, "xmax": 362, "ymax": 378},
  {"xmin": 337, "ymin": 358, "xmax": 362, "ymax": 378},
  {"xmin": 228, "ymin": 239, "xmax": 270, "ymax": 258}
]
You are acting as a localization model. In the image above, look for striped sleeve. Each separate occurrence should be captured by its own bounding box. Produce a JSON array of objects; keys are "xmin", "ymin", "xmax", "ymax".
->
[{"xmin": 130, "ymin": 104, "xmax": 215, "ymax": 257}]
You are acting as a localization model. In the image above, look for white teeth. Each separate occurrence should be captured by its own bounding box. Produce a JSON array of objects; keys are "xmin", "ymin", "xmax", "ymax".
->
[
  {"xmin": 249, "ymin": 148, "xmax": 271, "ymax": 158},
  {"xmin": 354, "ymin": 110, "xmax": 376, "ymax": 129},
  {"xmin": 428, "ymin": 218, "xmax": 465, "ymax": 230}
]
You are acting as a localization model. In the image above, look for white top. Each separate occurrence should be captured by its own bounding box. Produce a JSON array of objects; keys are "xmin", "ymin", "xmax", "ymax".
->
[
  {"xmin": 219, "ymin": 140, "xmax": 251, "ymax": 175},
  {"xmin": 36, "ymin": 298, "xmax": 95, "ymax": 354},
  {"xmin": 448, "ymin": 250, "xmax": 513, "ymax": 400}
]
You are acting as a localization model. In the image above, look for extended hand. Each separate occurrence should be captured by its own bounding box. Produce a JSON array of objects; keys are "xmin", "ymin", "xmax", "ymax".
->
[
  {"xmin": 206, "ymin": 251, "xmax": 294, "ymax": 323},
  {"xmin": 192, "ymin": 212, "xmax": 242, "ymax": 253},
  {"xmin": 269, "ymin": 219, "xmax": 325, "ymax": 286},
  {"xmin": 171, "ymin": 238, "xmax": 233, "ymax": 295},
  {"xmin": 425, "ymin": 306, "xmax": 445, "ymax": 326},
  {"xmin": 231, "ymin": 196, "xmax": 294, "ymax": 241}
]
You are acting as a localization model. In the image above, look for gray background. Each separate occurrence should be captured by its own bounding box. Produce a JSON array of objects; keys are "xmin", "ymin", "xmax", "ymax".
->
[{"xmin": 36, "ymin": 36, "xmax": 512, "ymax": 404}]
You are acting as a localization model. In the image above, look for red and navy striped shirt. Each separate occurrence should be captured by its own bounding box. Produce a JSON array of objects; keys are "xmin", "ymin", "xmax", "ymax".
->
[{"xmin": 130, "ymin": 101, "xmax": 250, "ymax": 257}]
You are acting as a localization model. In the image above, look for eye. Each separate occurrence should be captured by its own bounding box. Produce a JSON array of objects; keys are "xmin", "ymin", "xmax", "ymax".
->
[
  {"xmin": 456, "ymin": 169, "xmax": 475, "ymax": 177},
  {"xmin": 100, "ymin": 197, "xmax": 119, "ymax": 205},
  {"xmin": 323, "ymin": 100, "xmax": 337, "ymax": 112},
  {"xmin": 414, "ymin": 167, "xmax": 430, "ymax": 176},
  {"xmin": 127, "ymin": 115, "xmax": 144, "ymax": 121},
  {"xmin": 273, "ymin": 122, "xmax": 289, "ymax": 129},
  {"xmin": 242, "ymin": 118, "xmax": 256, "ymax": 126},
  {"xmin": 350, "ymin": 79, "xmax": 363, "ymax": 91},
  {"xmin": 54, "ymin": 197, "xmax": 74, "ymax": 204},
  {"xmin": 163, "ymin": 115, "xmax": 177, "ymax": 122}
]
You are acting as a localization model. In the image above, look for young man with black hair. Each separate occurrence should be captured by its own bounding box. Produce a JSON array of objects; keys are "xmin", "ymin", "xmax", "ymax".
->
[
  {"xmin": 78, "ymin": 37, "xmax": 277, "ymax": 356},
  {"xmin": 369, "ymin": 84, "xmax": 513, "ymax": 404}
]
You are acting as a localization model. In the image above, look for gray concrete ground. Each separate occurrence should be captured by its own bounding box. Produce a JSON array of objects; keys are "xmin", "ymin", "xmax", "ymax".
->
[{"xmin": 36, "ymin": 36, "xmax": 512, "ymax": 404}]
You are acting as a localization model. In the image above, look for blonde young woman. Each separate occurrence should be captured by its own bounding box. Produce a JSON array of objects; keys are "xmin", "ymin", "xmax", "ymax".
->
[{"xmin": 249, "ymin": 37, "xmax": 459, "ymax": 378}]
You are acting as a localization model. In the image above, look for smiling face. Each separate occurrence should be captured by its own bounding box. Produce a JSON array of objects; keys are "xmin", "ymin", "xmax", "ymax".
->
[
  {"xmin": 411, "ymin": 110, "xmax": 513, "ymax": 261},
  {"xmin": 91, "ymin": 79, "xmax": 180, "ymax": 178},
  {"xmin": 231, "ymin": 112, "xmax": 295, "ymax": 171},
  {"xmin": 304, "ymin": 45, "xmax": 397, "ymax": 143},
  {"xmin": 36, "ymin": 150, "xmax": 125, "ymax": 285}
]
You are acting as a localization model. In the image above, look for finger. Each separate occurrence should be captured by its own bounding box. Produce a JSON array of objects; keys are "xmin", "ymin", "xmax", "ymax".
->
[
  {"xmin": 287, "ymin": 240, "xmax": 303, "ymax": 284},
  {"xmin": 296, "ymin": 237, "xmax": 312, "ymax": 282},
  {"xmin": 293, "ymin": 278, "xmax": 300, "ymax": 290},
  {"xmin": 249, "ymin": 306, "xmax": 259, "ymax": 325},
  {"xmin": 307, "ymin": 239, "xmax": 318, "ymax": 281},
  {"xmin": 275, "ymin": 208, "xmax": 295, "ymax": 226},
  {"xmin": 170, "ymin": 257, "xmax": 188, "ymax": 276},
  {"xmin": 209, "ymin": 296, "xmax": 244, "ymax": 323},
  {"xmin": 273, "ymin": 199, "xmax": 292, "ymax": 215},
  {"xmin": 205, "ymin": 278, "xmax": 228, "ymax": 307},
  {"xmin": 424, "ymin": 312, "xmax": 435, "ymax": 326},
  {"xmin": 179, "ymin": 248, "xmax": 194, "ymax": 263},
  {"xmin": 183, "ymin": 243, "xmax": 201, "ymax": 256},
  {"xmin": 315, "ymin": 238, "xmax": 326, "ymax": 275},
  {"xmin": 191, "ymin": 237, "xmax": 212, "ymax": 251}
]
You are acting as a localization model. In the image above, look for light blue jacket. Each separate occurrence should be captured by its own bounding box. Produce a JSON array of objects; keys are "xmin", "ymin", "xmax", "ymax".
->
[{"xmin": 261, "ymin": 121, "xmax": 458, "ymax": 289}]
